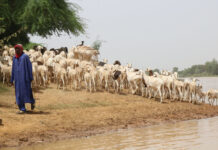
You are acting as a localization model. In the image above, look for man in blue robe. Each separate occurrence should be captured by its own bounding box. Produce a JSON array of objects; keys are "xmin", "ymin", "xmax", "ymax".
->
[{"xmin": 11, "ymin": 44, "xmax": 35, "ymax": 113}]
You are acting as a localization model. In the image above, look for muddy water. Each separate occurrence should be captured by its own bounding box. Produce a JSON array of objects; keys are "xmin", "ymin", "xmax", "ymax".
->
[
  {"xmin": 3, "ymin": 77, "xmax": 218, "ymax": 150},
  {"xmin": 3, "ymin": 117, "xmax": 218, "ymax": 150},
  {"xmin": 191, "ymin": 77, "xmax": 218, "ymax": 104}
]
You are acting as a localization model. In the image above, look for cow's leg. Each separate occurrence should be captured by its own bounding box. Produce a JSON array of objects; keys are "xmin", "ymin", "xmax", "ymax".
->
[
  {"xmin": 42, "ymin": 75, "xmax": 46, "ymax": 87},
  {"xmin": 105, "ymin": 79, "xmax": 109, "ymax": 92},
  {"xmin": 162, "ymin": 86, "xmax": 165, "ymax": 100},
  {"xmin": 148, "ymin": 88, "xmax": 152, "ymax": 99},
  {"xmin": 89, "ymin": 79, "xmax": 92, "ymax": 92},
  {"xmin": 158, "ymin": 88, "xmax": 163, "ymax": 103},
  {"xmin": 69, "ymin": 78, "xmax": 72, "ymax": 90},
  {"xmin": 63, "ymin": 75, "xmax": 66, "ymax": 90},
  {"xmin": 120, "ymin": 80, "xmax": 124, "ymax": 90},
  {"xmin": 84, "ymin": 79, "xmax": 88, "ymax": 91},
  {"xmin": 128, "ymin": 81, "xmax": 133, "ymax": 94},
  {"xmin": 99, "ymin": 77, "xmax": 103, "ymax": 88},
  {"xmin": 168, "ymin": 86, "xmax": 172, "ymax": 99},
  {"xmin": 115, "ymin": 80, "xmax": 119, "ymax": 93},
  {"xmin": 189, "ymin": 92, "xmax": 192, "ymax": 103},
  {"xmin": 202, "ymin": 96, "xmax": 205, "ymax": 103},
  {"xmin": 78, "ymin": 77, "xmax": 81, "ymax": 89},
  {"xmin": 141, "ymin": 83, "xmax": 145, "ymax": 97},
  {"xmin": 112, "ymin": 81, "xmax": 116, "ymax": 92},
  {"xmin": 75, "ymin": 79, "xmax": 78, "ymax": 90},
  {"xmin": 173, "ymin": 88, "xmax": 177, "ymax": 100},
  {"xmin": 73, "ymin": 78, "xmax": 76, "ymax": 90},
  {"xmin": 208, "ymin": 98, "xmax": 211, "ymax": 105},
  {"xmin": 154, "ymin": 89, "xmax": 158, "ymax": 98},
  {"xmin": 3, "ymin": 74, "xmax": 5, "ymax": 85},
  {"xmin": 93, "ymin": 78, "xmax": 96, "ymax": 92},
  {"xmin": 134, "ymin": 80, "xmax": 138, "ymax": 94},
  {"xmin": 179, "ymin": 88, "xmax": 182, "ymax": 101}
]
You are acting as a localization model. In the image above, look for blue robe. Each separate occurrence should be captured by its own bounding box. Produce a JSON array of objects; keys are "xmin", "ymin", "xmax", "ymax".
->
[{"xmin": 11, "ymin": 53, "xmax": 35, "ymax": 111}]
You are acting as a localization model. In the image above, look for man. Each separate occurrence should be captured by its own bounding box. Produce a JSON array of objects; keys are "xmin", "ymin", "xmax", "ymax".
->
[{"xmin": 11, "ymin": 44, "xmax": 35, "ymax": 114}]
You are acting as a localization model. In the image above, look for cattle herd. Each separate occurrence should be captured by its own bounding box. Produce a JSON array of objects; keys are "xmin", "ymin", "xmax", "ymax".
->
[{"xmin": 0, "ymin": 44, "xmax": 218, "ymax": 106}]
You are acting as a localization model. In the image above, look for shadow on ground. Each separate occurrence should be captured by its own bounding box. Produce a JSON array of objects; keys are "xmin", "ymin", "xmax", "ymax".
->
[
  {"xmin": 32, "ymin": 86, "xmax": 47, "ymax": 93},
  {"xmin": 25, "ymin": 110, "xmax": 50, "ymax": 115}
]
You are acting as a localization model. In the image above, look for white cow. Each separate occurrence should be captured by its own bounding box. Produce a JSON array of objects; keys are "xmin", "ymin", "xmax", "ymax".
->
[
  {"xmin": 207, "ymin": 89, "xmax": 218, "ymax": 106},
  {"xmin": 143, "ymin": 74, "xmax": 165, "ymax": 103},
  {"xmin": 126, "ymin": 68, "xmax": 143, "ymax": 95}
]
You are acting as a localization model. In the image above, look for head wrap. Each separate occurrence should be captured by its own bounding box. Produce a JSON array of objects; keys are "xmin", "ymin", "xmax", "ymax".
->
[{"xmin": 14, "ymin": 44, "xmax": 23, "ymax": 58}]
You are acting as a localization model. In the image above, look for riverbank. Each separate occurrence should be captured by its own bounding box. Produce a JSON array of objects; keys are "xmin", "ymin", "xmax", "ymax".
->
[{"xmin": 1, "ymin": 84, "xmax": 218, "ymax": 148}]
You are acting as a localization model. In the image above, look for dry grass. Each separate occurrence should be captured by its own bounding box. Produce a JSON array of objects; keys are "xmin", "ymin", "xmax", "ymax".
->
[{"xmin": 0, "ymin": 84, "xmax": 218, "ymax": 148}]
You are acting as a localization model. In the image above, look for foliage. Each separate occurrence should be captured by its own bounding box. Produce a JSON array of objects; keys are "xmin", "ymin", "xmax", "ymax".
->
[
  {"xmin": 0, "ymin": 0, "xmax": 85, "ymax": 45},
  {"xmin": 92, "ymin": 40, "xmax": 103, "ymax": 50},
  {"xmin": 153, "ymin": 68, "xmax": 160, "ymax": 73},
  {"xmin": 0, "ymin": 18, "xmax": 6, "ymax": 34},
  {"xmin": 172, "ymin": 67, "xmax": 179, "ymax": 73},
  {"xmin": 178, "ymin": 59, "xmax": 218, "ymax": 77},
  {"xmin": 0, "ymin": 2, "xmax": 10, "ymax": 33}
]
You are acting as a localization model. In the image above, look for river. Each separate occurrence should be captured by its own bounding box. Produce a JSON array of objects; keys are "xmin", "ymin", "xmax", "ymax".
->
[{"xmin": 2, "ymin": 77, "xmax": 218, "ymax": 150}]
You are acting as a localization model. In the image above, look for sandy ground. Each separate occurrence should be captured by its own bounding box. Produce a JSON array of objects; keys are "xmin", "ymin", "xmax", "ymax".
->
[{"xmin": 1, "ymin": 84, "xmax": 218, "ymax": 148}]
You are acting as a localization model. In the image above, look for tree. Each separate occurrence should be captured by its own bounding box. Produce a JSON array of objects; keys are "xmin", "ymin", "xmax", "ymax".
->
[
  {"xmin": 92, "ymin": 40, "xmax": 103, "ymax": 50},
  {"xmin": 178, "ymin": 59, "xmax": 218, "ymax": 77},
  {"xmin": 172, "ymin": 67, "xmax": 178, "ymax": 73},
  {"xmin": 0, "ymin": 2, "xmax": 12, "ymax": 45},
  {"xmin": 153, "ymin": 68, "xmax": 160, "ymax": 73},
  {"xmin": 0, "ymin": 0, "xmax": 85, "ymax": 45}
]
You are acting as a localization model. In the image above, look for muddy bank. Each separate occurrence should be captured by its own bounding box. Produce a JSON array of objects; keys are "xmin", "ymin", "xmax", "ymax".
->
[{"xmin": 0, "ymin": 84, "xmax": 218, "ymax": 148}]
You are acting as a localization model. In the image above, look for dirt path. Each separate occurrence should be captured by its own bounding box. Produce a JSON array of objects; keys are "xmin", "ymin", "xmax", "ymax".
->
[{"xmin": 1, "ymin": 84, "xmax": 218, "ymax": 148}]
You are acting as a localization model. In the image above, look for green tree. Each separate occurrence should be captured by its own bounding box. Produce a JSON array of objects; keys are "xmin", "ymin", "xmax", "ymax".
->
[
  {"xmin": 205, "ymin": 59, "xmax": 218, "ymax": 75},
  {"xmin": 179, "ymin": 59, "xmax": 218, "ymax": 77},
  {"xmin": 0, "ymin": 2, "xmax": 11, "ymax": 45},
  {"xmin": 92, "ymin": 40, "xmax": 103, "ymax": 50},
  {"xmin": 0, "ymin": 0, "xmax": 85, "ymax": 45},
  {"xmin": 153, "ymin": 68, "xmax": 160, "ymax": 73},
  {"xmin": 172, "ymin": 67, "xmax": 178, "ymax": 73}
]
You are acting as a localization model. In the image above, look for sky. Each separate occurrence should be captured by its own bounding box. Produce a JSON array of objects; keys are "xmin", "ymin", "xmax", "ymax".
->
[{"xmin": 30, "ymin": 0, "xmax": 218, "ymax": 71}]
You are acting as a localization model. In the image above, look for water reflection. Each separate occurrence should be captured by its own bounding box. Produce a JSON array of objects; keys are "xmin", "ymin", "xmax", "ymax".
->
[{"xmin": 3, "ymin": 117, "xmax": 218, "ymax": 150}]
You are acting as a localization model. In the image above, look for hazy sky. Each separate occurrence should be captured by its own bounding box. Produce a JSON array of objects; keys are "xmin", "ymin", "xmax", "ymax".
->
[{"xmin": 30, "ymin": 0, "xmax": 218, "ymax": 71}]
